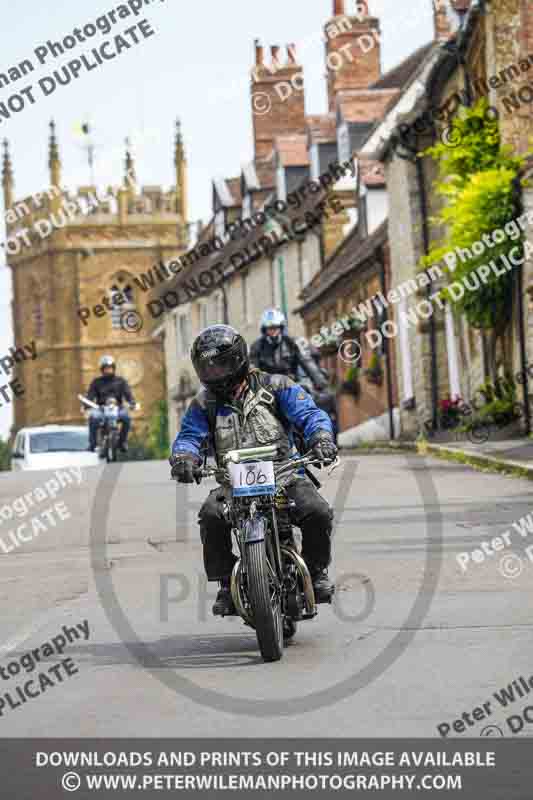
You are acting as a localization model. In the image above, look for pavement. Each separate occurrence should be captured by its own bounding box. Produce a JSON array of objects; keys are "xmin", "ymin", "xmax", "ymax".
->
[
  {"xmin": 0, "ymin": 453, "xmax": 531, "ymax": 738},
  {"xmin": 422, "ymin": 436, "xmax": 533, "ymax": 476}
]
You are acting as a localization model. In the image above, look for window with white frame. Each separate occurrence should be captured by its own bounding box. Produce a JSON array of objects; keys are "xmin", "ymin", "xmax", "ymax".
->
[
  {"xmin": 241, "ymin": 272, "xmax": 251, "ymax": 324},
  {"xmin": 198, "ymin": 300, "xmax": 209, "ymax": 331},
  {"xmin": 214, "ymin": 208, "xmax": 225, "ymax": 239},
  {"xmin": 337, "ymin": 122, "xmax": 351, "ymax": 163},
  {"xmin": 176, "ymin": 311, "xmax": 192, "ymax": 357},
  {"xmin": 276, "ymin": 163, "xmax": 287, "ymax": 202},
  {"xmin": 210, "ymin": 290, "xmax": 224, "ymax": 324},
  {"xmin": 242, "ymin": 193, "xmax": 252, "ymax": 220},
  {"xmin": 310, "ymin": 144, "xmax": 320, "ymax": 181},
  {"xmin": 270, "ymin": 258, "xmax": 280, "ymax": 307}
]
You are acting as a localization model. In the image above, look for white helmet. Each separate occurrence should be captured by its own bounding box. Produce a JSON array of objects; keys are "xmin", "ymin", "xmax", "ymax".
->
[
  {"xmin": 99, "ymin": 354, "xmax": 115, "ymax": 371},
  {"xmin": 261, "ymin": 308, "xmax": 286, "ymax": 334}
]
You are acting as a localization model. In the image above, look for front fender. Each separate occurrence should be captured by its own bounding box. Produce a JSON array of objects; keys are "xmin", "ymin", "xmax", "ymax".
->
[{"xmin": 244, "ymin": 516, "xmax": 267, "ymax": 544}]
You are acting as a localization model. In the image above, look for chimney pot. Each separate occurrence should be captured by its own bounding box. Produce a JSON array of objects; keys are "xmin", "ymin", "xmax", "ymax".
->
[
  {"xmin": 287, "ymin": 43, "xmax": 297, "ymax": 63},
  {"xmin": 271, "ymin": 45, "xmax": 281, "ymax": 65},
  {"xmin": 333, "ymin": 0, "xmax": 344, "ymax": 15},
  {"xmin": 254, "ymin": 38, "xmax": 264, "ymax": 66}
]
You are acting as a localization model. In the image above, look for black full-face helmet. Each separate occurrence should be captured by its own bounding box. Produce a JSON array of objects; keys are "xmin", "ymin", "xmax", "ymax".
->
[{"xmin": 191, "ymin": 325, "xmax": 249, "ymax": 398}]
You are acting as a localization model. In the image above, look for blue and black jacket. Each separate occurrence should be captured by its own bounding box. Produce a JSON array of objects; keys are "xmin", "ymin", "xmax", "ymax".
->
[{"xmin": 171, "ymin": 371, "xmax": 333, "ymax": 462}]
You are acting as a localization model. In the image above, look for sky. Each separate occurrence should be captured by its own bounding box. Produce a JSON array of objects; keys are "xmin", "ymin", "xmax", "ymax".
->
[{"xmin": 0, "ymin": 0, "xmax": 434, "ymax": 437}]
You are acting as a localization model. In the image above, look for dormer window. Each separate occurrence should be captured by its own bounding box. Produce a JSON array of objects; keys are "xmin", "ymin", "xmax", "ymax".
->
[
  {"xmin": 276, "ymin": 163, "xmax": 287, "ymax": 202},
  {"xmin": 338, "ymin": 122, "xmax": 351, "ymax": 163},
  {"xmin": 214, "ymin": 209, "xmax": 225, "ymax": 239},
  {"xmin": 242, "ymin": 193, "xmax": 252, "ymax": 220}
]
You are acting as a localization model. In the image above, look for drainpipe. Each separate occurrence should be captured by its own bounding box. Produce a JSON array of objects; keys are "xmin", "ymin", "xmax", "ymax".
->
[
  {"xmin": 379, "ymin": 247, "xmax": 395, "ymax": 440},
  {"xmin": 397, "ymin": 130, "xmax": 439, "ymax": 432},
  {"xmin": 415, "ymin": 155, "xmax": 439, "ymax": 432},
  {"xmin": 513, "ymin": 173, "xmax": 531, "ymax": 435}
]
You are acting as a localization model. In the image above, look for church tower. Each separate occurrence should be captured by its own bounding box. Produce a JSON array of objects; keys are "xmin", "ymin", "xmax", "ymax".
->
[{"xmin": 3, "ymin": 120, "xmax": 189, "ymax": 434}]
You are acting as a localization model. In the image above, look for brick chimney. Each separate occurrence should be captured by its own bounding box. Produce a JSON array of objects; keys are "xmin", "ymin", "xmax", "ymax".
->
[
  {"xmin": 433, "ymin": 0, "xmax": 460, "ymax": 41},
  {"xmin": 251, "ymin": 41, "xmax": 306, "ymax": 161},
  {"xmin": 325, "ymin": 0, "xmax": 382, "ymax": 112}
]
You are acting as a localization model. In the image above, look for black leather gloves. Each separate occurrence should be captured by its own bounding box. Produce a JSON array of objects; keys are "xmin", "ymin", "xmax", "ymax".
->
[
  {"xmin": 169, "ymin": 453, "xmax": 202, "ymax": 484},
  {"xmin": 308, "ymin": 432, "xmax": 338, "ymax": 465}
]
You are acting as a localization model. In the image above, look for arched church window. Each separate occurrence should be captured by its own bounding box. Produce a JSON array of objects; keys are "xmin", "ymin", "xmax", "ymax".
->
[{"xmin": 109, "ymin": 272, "xmax": 136, "ymax": 329}]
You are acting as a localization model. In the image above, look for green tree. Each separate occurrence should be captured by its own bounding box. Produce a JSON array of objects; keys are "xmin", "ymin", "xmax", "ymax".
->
[
  {"xmin": 0, "ymin": 437, "xmax": 11, "ymax": 471},
  {"xmin": 125, "ymin": 399, "xmax": 169, "ymax": 461}
]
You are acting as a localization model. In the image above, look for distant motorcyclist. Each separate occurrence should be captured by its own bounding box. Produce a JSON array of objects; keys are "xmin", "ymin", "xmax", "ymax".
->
[
  {"xmin": 250, "ymin": 308, "xmax": 328, "ymax": 391},
  {"xmin": 86, "ymin": 355, "xmax": 136, "ymax": 452},
  {"xmin": 169, "ymin": 324, "xmax": 337, "ymax": 616}
]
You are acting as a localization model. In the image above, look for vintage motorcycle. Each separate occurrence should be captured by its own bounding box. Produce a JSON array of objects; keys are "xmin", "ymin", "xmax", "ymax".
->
[
  {"xmin": 78, "ymin": 394, "xmax": 125, "ymax": 463},
  {"xmin": 185, "ymin": 444, "xmax": 339, "ymax": 663}
]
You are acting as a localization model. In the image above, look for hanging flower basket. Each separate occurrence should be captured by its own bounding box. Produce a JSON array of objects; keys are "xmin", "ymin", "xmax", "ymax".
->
[
  {"xmin": 365, "ymin": 353, "xmax": 383, "ymax": 385},
  {"xmin": 340, "ymin": 366, "xmax": 360, "ymax": 396}
]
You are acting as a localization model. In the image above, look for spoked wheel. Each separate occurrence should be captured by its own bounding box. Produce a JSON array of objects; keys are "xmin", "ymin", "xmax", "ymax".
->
[
  {"xmin": 247, "ymin": 540, "xmax": 283, "ymax": 662},
  {"xmin": 109, "ymin": 431, "xmax": 120, "ymax": 463}
]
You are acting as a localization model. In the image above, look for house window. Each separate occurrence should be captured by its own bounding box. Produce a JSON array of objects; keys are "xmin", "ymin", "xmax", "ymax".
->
[
  {"xmin": 310, "ymin": 144, "xmax": 320, "ymax": 181},
  {"xmin": 198, "ymin": 300, "xmax": 209, "ymax": 331},
  {"xmin": 242, "ymin": 193, "xmax": 252, "ymax": 220},
  {"xmin": 210, "ymin": 291, "xmax": 224, "ymax": 324},
  {"xmin": 398, "ymin": 297, "xmax": 414, "ymax": 403},
  {"xmin": 276, "ymin": 164, "xmax": 287, "ymax": 202},
  {"xmin": 32, "ymin": 300, "xmax": 44, "ymax": 338},
  {"xmin": 298, "ymin": 244, "xmax": 312, "ymax": 290},
  {"xmin": 176, "ymin": 312, "xmax": 192, "ymax": 357},
  {"xmin": 337, "ymin": 122, "xmax": 351, "ymax": 163},
  {"xmin": 241, "ymin": 272, "xmax": 251, "ymax": 324},
  {"xmin": 214, "ymin": 208, "xmax": 225, "ymax": 239},
  {"xmin": 270, "ymin": 259, "xmax": 280, "ymax": 307}
]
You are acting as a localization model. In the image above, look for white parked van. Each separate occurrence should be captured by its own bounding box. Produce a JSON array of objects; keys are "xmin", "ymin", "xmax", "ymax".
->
[{"xmin": 11, "ymin": 426, "xmax": 100, "ymax": 471}]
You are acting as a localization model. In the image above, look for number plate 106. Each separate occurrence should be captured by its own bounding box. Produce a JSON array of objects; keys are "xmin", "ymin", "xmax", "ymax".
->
[{"xmin": 228, "ymin": 460, "xmax": 276, "ymax": 496}]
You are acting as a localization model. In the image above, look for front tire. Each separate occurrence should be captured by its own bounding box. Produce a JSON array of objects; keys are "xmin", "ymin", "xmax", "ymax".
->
[{"xmin": 246, "ymin": 539, "xmax": 283, "ymax": 662}]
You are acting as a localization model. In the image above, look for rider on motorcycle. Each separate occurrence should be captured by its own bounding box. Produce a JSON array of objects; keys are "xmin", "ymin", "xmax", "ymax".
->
[
  {"xmin": 169, "ymin": 324, "xmax": 338, "ymax": 617},
  {"xmin": 250, "ymin": 309, "xmax": 328, "ymax": 391},
  {"xmin": 86, "ymin": 355, "xmax": 137, "ymax": 452}
]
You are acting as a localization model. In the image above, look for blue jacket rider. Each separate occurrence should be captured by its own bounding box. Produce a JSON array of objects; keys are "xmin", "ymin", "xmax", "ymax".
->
[{"xmin": 169, "ymin": 324, "xmax": 337, "ymax": 617}]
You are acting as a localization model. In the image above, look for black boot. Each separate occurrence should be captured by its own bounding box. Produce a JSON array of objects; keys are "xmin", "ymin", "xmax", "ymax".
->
[
  {"xmin": 310, "ymin": 568, "xmax": 334, "ymax": 604},
  {"xmin": 212, "ymin": 577, "xmax": 237, "ymax": 617}
]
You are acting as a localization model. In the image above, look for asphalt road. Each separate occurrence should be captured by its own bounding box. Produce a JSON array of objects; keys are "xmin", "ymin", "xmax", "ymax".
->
[{"xmin": 0, "ymin": 452, "xmax": 531, "ymax": 737}]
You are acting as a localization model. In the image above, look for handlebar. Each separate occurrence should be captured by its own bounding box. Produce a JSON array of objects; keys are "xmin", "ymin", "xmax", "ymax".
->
[{"xmin": 193, "ymin": 455, "xmax": 340, "ymax": 481}]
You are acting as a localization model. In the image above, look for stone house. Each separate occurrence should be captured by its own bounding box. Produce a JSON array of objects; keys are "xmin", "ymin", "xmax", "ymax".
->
[{"xmin": 361, "ymin": 0, "xmax": 533, "ymax": 439}]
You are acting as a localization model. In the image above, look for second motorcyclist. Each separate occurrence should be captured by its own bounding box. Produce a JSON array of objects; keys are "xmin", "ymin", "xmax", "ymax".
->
[
  {"xmin": 250, "ymin": 308, "xmax": 328, "ymax": 391},
  {"xmin": 169, "ymin": 324, "xmax": 338, "ymax": 617},
  {"xmin": 86, "ymin": 355, "xmax": 137, "ymax": 452}
]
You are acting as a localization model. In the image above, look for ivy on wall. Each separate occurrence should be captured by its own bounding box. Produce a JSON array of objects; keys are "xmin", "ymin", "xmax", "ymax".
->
[{"xmin": 420, "ymin": 99, "xmax": 529, "ymax": 331}]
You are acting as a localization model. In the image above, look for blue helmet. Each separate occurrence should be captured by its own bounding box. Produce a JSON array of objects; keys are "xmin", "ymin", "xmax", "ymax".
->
[{"xmin": 260, "ymin": 308, "xmax": 286, "ymax": 338}]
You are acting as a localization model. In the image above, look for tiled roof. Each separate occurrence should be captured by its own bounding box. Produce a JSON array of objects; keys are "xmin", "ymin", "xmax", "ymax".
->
[
  {"xmin": 297, "ymin": 219, "xmax": 388, "ymax": 311},
  {"xmin": 337, "ymin": 89, "xmax": 400, "ymax": 123},
  {"xmin": 370, "ymin": 42, "xmax": 435, "ymax": 90},
  {"xmin": 153, "ymin": 181, "xmax": 333, "ymax": 304}
]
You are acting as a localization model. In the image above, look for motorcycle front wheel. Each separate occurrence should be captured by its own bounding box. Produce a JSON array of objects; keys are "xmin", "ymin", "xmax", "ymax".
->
[{"xmin": 246, "ymin": 539, "xmax": 283, "ymax": 662}]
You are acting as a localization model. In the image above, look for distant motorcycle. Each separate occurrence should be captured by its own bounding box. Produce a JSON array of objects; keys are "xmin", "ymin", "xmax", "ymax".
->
[
  {"xmin": 177, "ymin": 444, "xmax": 339, "ymax": 663},
  {"xmin": 79, "ymin": 395, "xmax": 140, "ymax": 463}
]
